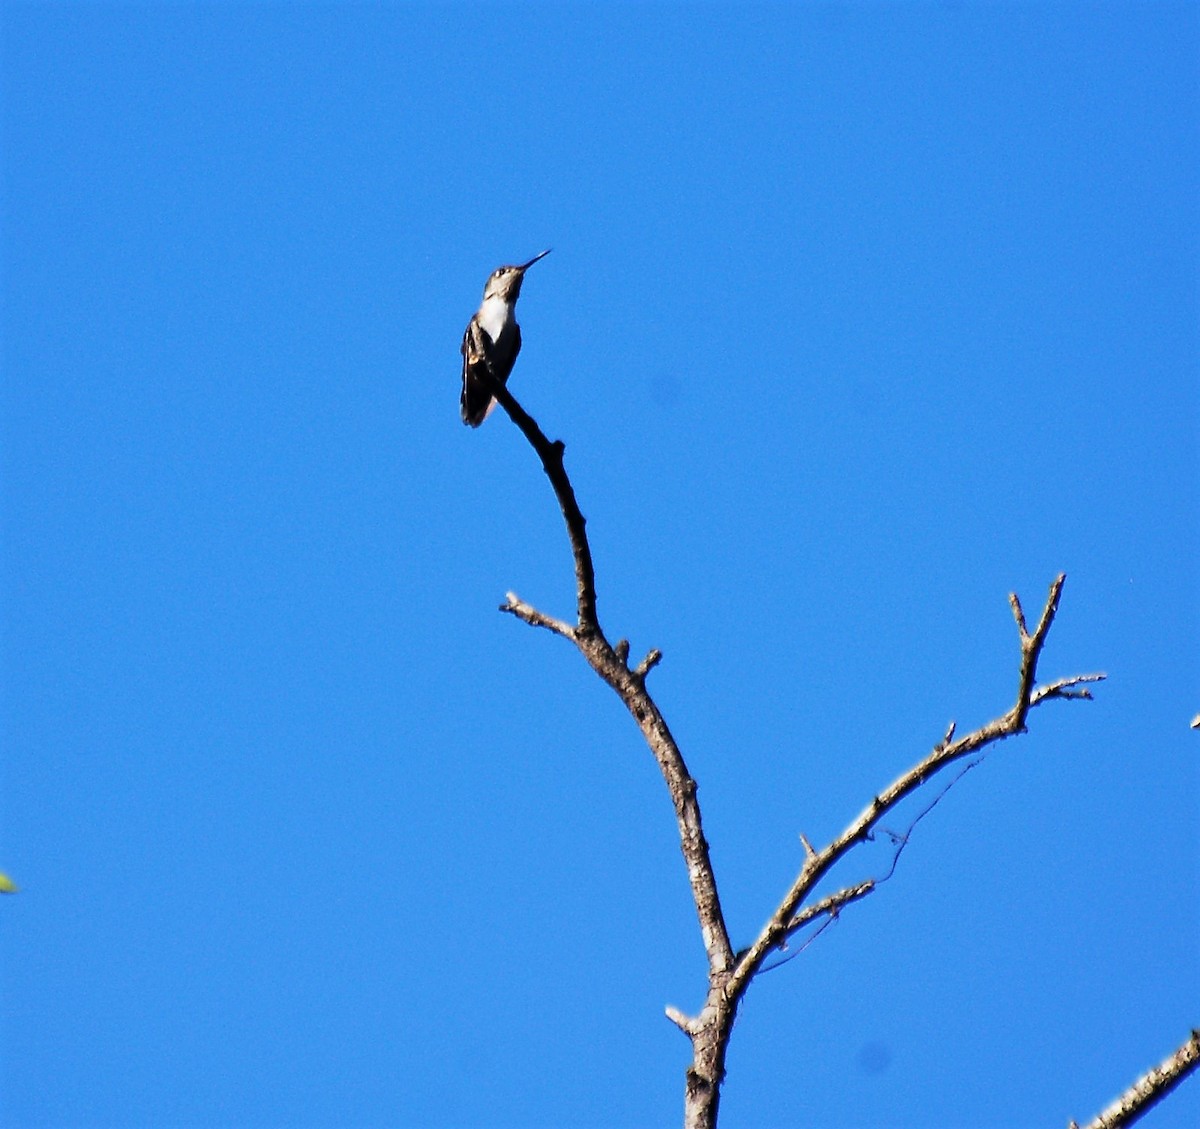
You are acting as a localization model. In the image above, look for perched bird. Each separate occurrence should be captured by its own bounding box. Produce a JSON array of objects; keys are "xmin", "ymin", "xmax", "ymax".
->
[{"xmin": 460, "ymin": 249, "xmax": 551, "ymax": 426}]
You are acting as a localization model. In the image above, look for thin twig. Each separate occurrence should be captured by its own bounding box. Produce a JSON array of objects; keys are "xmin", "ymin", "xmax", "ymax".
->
[
  {"xmin": 1031, "ymin": 673, "xmax": 1106, "ymax": 705},
  {"xmin": 755, "ymin": 880, "xmax": 877, "ymax": 975},
  {"xmin": 787, "ymin": 879, "xmax": 875, "ymax": 932},
  {"xmin": 500, "ymin": 592, "xmax": 577, "ymax": 640}
]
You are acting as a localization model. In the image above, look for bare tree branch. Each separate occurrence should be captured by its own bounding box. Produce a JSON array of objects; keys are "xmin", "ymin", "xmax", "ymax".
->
[
  {"xmin": 477, "ymin": 370, "xmax": 598, "ymax": 632},
  {"xmin": 487, "ymin": 382, "xmax": 735, "ymax": 989},
  {"xmin": 1069, "ymin": 1030, "xmax": 1200, "ymax": 1129},
  {"xmin": 723, "ymin": 574, "xmax": 1104, "ymax": 1006},
  {"xmin": 479, "ymin": 383, "xmax": 1117, "ymax": 1129}
]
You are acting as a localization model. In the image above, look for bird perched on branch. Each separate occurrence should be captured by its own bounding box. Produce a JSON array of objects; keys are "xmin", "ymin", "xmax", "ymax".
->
[{"xmin": 460, "ymin": 249, "xmax": 551, "ymax": 426}]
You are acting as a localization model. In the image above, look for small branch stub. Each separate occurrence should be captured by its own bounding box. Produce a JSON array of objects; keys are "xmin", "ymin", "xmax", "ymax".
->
[
  {"xmin": 665, "ymin": 1005, "xmax": 697, "ymax": 1036},
  {"xmin": 634, "ymin": 648, "xmax": 663, "ymax": 679}
]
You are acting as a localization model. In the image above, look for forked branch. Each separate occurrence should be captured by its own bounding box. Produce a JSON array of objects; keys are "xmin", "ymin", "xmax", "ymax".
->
[
  {"xmin": 724, "ymin": 574, "xmax": 1106, "ymax": 1002},
  {"xmin": 479, "ymin": 381, "xmax": 1123, "ymax": 1129}
]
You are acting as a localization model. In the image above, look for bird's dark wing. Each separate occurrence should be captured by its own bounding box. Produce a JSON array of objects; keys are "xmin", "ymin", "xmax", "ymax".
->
[{"xmin": 460, "ymin": 316, "xmax": 496, "ymax": 427}]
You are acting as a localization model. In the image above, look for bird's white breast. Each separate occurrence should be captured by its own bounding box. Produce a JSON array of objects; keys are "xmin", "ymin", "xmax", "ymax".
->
[{"xmin": 477, "ymin": 295, "xmax": 512, "ymax": 342}]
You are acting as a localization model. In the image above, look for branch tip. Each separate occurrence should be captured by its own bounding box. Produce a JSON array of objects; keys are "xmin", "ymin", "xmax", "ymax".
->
[
  {"xmin": 614, "ymin": 639, "xmax": 630, "ymax": 664},
  {"xmin": 1009, "ymin": 591, "xmax": 1028, "ymax": 639},
  {"xmin": 799, "ymin": 833, "xmax": 817, "ymax": 860},
  {"xmin": 1033, "ymin": 573, "xmax": 1067, "ymax": 642}
]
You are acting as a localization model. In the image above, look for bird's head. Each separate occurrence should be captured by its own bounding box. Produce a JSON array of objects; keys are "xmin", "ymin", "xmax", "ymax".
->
[{"xmin": 482, "ymin": 249, "xmax": 551, "ymax": 302}]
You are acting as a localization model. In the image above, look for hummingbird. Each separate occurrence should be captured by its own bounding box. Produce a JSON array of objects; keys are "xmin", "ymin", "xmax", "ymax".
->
[{"xmin": 460, "ymin": 249, "xmax": 551, "ymax": 427}]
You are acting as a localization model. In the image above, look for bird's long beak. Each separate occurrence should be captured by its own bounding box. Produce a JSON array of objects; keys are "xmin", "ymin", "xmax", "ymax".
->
[{"xmin": 517, "ymin": 249, "xmax": 552, "ymax": 271}]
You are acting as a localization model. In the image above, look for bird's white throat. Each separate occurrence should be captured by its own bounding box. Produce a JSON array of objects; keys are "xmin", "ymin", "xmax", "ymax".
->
[{"xmin": 477, "ymin": 294, "xmax": 513, "ymax": 342}]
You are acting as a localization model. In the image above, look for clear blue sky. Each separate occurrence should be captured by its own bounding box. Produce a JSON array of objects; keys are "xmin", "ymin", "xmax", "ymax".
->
[{"xmin": 1, "ymin": 3, "xmax": 1197, "ymax": 1127}]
